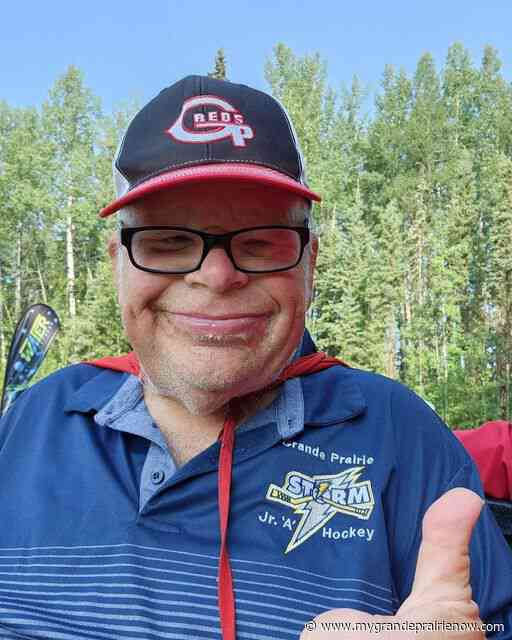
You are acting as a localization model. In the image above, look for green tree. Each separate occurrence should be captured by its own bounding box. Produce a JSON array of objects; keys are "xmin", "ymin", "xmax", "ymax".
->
[
  {"xmin": 2, "ymin": 45, "xmax": 512, "ymax": 428},
  {"xmin": 208, "ymin": 48, "xmax": 227, "ymax": 80},
  {"xmin": 0, "ymin": 106, "xmax": 54, "ymax": 356}
]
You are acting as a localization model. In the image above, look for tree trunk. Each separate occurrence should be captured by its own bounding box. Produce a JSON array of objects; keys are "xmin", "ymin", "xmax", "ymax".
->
[
  {"xmin": 66, "ymin": 199, "xmax": 76, "ymax": 318},
  {"xmin": 417, "ymin": 223, "xmax": 424, "ymax": 393},
  {"xmin": 384, "ymin": 313, "xmax": 397, "ymax": 379},
  {"xmin": 14, "ymin": 229, "xmax": 22, "ymax": 319},
  {"xmin": 442, "ymin": 325, "xmax": 449, "ymax": 421},
  {"xmin": 36, "ymin": 259, "xmax": 48, "ymax": 304}
]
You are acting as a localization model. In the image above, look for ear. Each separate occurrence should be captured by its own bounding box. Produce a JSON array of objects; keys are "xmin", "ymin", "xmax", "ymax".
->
[{"xmin": 305, "ymin": 235, "xmax": 318, "ymax": 311}]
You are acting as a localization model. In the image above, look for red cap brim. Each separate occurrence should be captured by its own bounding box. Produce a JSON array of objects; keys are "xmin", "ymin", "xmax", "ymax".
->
[{"xmin": 100, "ymin": 163, "xmax": 321, "ymax": 218}]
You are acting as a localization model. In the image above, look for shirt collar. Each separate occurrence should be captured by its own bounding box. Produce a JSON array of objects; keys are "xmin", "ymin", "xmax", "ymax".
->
[
  {"xmin": 92, "ymin": 373, "xmax": 305, "ymax": 442},
  {"xmin": 94, "ymin": 374, "xmax": 167, "ymax": 448}
]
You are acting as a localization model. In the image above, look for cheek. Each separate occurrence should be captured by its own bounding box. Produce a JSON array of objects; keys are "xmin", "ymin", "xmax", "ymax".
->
[
  {"xmin": 267, "ymin": 272, "xmax": 308, "ymax": 325},
  {"xmin": 117, "ymin": 269, "xmax": 165, "ymax": 319}
]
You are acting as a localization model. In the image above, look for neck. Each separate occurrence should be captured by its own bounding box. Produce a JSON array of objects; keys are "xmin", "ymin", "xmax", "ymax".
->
[
  {"xmin": 144, "ymin": 382, "xmax": 279, "ymax": 427},
  {"xmin": 143, "ymin": 384, "xmax": 280, "ymax": 466}
]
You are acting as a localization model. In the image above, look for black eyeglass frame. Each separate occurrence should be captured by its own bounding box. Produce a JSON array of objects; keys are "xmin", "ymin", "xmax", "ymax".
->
[{"xmin": 120, "ymin": 224, "xmax": 311, "ymax": 275}]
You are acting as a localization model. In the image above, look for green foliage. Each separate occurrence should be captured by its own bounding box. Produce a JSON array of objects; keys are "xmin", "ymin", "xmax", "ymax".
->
[
  {"xmin": 268, "ymin": 42, "xmax": 512, "ymax": 427},
  {"xmin": 0, "ymin": 67, "xmax": 135, "ymax": 389},
  {"xmin": 208, "ymin": 49, "xmax": 227, "ymax": 80},
  {"xmin": 2, "ymin": 45, "xmax": 512, "ymax": 428}
]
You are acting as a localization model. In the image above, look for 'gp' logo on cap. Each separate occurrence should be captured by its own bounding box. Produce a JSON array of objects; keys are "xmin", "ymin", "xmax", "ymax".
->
[{"xmin": 167, "ymin": 95, "xmax": 254, "ymax": 148}]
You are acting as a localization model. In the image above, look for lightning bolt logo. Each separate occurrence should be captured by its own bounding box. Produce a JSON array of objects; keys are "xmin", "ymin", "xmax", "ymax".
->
[{"xmin": 266, "ymin": 467, "xmax": 374, "ymax": 553}]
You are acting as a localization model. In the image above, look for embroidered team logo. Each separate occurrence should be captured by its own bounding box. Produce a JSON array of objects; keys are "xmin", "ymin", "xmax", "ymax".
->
[
  {"xmin": 167, "ymin": 95, "xmax": 254, "ymax": 147},
  {"xmin": 266, "ymin": 466, "xmax": 374, "ymax": 553}
]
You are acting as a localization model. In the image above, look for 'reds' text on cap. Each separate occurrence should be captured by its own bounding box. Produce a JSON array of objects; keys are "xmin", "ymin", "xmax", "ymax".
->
[{"xmin": 100, "ymin": 75, "xmax": 320, "ymax": 218}]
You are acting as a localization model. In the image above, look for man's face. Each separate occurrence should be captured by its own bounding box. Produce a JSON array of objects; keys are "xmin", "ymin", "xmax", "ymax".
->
[{"xmin": 110, "ymin": 181, "xmax": 317, "ymax": 414}]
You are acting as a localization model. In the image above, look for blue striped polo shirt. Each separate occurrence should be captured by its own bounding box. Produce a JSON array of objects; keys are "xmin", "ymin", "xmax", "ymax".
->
[{"xmin": 0, "ymin": 331, "xmax": 511, "ymax": 639}]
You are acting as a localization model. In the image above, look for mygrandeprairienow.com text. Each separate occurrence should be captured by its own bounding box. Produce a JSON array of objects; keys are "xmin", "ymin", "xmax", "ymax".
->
[{"xmin": 303, "ymin": 619, "xmax": 505, "ymax": 634}]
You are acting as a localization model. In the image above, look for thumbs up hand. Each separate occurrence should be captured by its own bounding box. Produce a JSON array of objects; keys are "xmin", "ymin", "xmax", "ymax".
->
[{"xmin": 301, "ymin": 488, "xmax": 485, "ymax": 640}]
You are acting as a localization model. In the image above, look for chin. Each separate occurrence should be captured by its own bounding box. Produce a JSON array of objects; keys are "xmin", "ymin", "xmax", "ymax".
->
[
  {"xmin": 142, "ymin": 346, "xmax": 278, "ymax": 407},
  {"xmin": 133, "ymin": 320, "xmax": 300, "ymax": 401},
  {"xmin": 141, "ymin": 363, "xmax": 253, "ymax": 416},
  {"xmin": 181, "ymin": 356, "xmax": 267, "ymax": 392}
]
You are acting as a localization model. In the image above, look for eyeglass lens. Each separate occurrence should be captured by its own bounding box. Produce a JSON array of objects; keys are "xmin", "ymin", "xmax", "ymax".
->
[{"xmin": 131, "ymin": 228, "xmax": 302, "ymax": 273}]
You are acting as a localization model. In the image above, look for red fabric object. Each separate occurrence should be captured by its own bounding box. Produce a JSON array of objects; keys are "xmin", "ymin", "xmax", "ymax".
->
[
  {"xmin": 85, "ymin": 353, "xmax": 141, "ymax": 377},
  {"xmin": 85, "ymin": 351, "xmax": 347, "ymax": 381},
  {"xmin": 86, "ymin": 351, "xmax": 346, "ymax": 640},
  {"xmin": 454, "ymin": 422, "xmax": 512, "ymax": 500}
]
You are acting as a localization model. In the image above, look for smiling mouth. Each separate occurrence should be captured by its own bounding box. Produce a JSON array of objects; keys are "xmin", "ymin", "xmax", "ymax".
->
[
  {"xmin": 173, "ymin": 311, "xmax": 267, "ymax": 320},
  {"xmin": 166, "ymin": 311, "xmax": 270, "ymax": 339}
]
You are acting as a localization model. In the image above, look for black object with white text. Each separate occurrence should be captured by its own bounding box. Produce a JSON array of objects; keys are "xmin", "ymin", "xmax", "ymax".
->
[{"xmin": 1, "ymin": 304, "xmax": 60, "ymax": 415}]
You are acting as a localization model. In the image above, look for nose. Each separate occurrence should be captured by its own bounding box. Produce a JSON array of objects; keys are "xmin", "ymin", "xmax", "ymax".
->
[{"xmin": 183, "ymin": 246, "xmax": 249, "ymax": 292}]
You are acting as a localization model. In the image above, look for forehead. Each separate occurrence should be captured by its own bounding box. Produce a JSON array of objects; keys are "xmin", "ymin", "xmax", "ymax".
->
[{"xmin": 122, "ymin": 181, "xmax": 307, "ymax": 227}]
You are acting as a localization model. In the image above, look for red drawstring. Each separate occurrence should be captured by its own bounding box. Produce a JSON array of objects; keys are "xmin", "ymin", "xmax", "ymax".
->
[
  {"xmin": 218, "ymin": 410, "xmax": 237, "ymax": 640},
  {"xmin": 217, "ymin": 352, "xmax": 347, "ymax": 639}
]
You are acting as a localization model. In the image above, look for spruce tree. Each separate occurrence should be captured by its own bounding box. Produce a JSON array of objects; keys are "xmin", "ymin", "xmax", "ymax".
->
[{"xmin": 208, "ymin": 49, "xmax": 227, "ymax": 80}]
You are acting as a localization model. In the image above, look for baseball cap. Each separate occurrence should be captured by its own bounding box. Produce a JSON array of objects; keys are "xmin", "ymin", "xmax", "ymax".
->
[{"xmin": 100, "ymin": 75, "xmax": 321, "ymax": 218}]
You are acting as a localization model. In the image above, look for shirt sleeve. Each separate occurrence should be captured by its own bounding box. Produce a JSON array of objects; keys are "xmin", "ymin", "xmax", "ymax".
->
[{"xmin": 385, "ymin": 382, "xmax": 512, "ymax": 638}]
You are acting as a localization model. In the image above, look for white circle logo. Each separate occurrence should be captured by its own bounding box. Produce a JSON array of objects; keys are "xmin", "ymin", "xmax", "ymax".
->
[{"xmin": 167, "ymin": 95, "xmax": 255, "ymax": 148}]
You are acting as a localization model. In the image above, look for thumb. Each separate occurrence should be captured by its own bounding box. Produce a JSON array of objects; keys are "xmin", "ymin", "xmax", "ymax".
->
[{"xmin": 407, "ymin": 488, "xmax": 484, "ymax": 604}]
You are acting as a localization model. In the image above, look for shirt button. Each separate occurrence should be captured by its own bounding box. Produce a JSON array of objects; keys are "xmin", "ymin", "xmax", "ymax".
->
[{"xmin": 151, "ymin": 470, "xmax": 165, "ymax": 485}]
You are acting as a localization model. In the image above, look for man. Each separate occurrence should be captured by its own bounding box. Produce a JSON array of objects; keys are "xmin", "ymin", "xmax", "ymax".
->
[{"xmin": 0, "ymin": 75, "xmax": 510, "ymax": 640}]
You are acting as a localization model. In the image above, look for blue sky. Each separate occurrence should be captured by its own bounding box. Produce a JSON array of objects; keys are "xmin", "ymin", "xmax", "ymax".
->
[{"xmin": 3, "ymin": 0, "xmax": 511, "ymax": 114}]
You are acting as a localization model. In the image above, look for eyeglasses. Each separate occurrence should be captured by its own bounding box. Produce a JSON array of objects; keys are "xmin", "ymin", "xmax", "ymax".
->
[{"xmin": 120, "ymin": 225, "xmax": 310, "ymax": 274}]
